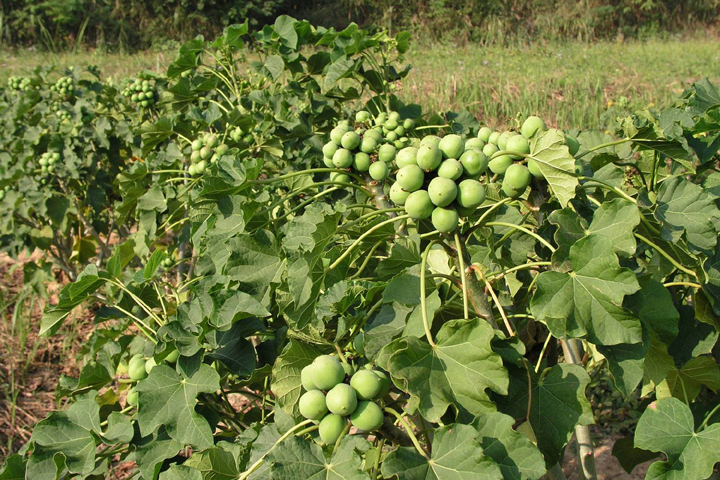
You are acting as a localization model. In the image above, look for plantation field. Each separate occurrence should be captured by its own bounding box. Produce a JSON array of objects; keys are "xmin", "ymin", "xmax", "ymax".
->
[
  {"xmin": 1, "ymin": 17, "xmax": 719, "ymax": 480},
  {"xmin": 2, "ymin": 37, "xmax": 719, "ymax": 129}
]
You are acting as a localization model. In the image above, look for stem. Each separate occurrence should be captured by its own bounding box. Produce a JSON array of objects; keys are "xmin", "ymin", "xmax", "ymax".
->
[
  {"xmin": 247, "ymin": 168, "xmax": 365, "ymax": 186},
  {"xmin": 486, "ymin": 262, "xmax": 552, "ymax": 281},
  {"xmin": 464, "ymin": 198, "xmax": 513, "ymax": 241},
  {"xmin": 574, "ymin": 138, "xmax": 636, "ymax": 160},
  {"xmin": 663, "ymin": 281, "xmax": 701, "ymax": 289},
  {"xmin": 348, "ymin": 240, "xmax": 385, "ymax": 280},
  {"xmin": 561, "ymin": 339, "xmax": 597, "ymax": 480},
  {"xmin": 421, "ymin": 240, "xmax": 442, "ymax": 347},
  {"xmin": 384, "ymin": 408, "xmax": 429, "ymax": 460},
  {"xmin": 484, "ymin": 222, "xmax": 556, "ymax": 252},
  {"xmin": 326, "ymin": 215, "xmax": 411, "ymax": 271},
  {"xmin": 634, "ymin": 233, "xmax": 698, "ymax": 278},
  {"xmin": 339, "ymin": 207, "xmax": 405, "ymax": 232},
  {"xmin": 577, "ymin": 176, "xmax": 636, "ymax": 204},
  {"xmin": 454, "ymin": 233, "xmax": 469, "ymax": 320},
  {"xmin": 699, "ymin": 402, "xmax": 720, "ymax": 431},
  {"xmin": 535, "ymin": 334, "xmax": 553, "ymax": 373},
  {"xmin": 238, "ymin": 419, "xmax": 314, "ymax": 480},
  {"xmin": 472, "ymin": 265, "xmax": 515, "ymax": 336}
]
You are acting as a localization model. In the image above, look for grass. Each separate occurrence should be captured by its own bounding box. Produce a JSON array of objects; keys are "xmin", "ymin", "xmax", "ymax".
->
[{"xmin": 1, "ymin": 37, "xmax": 719, "ymax": 129}]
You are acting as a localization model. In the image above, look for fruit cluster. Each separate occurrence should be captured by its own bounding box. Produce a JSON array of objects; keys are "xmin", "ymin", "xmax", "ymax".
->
[
  {"xmin": 121, "ymin": 78, "xmax": 158, "ymax": 109},
  {"xmin": 39, "ymin": 150, "xmax": 61, "ymax": 175},
  {"xmin": 7, "ymin": 76, "xmax": 33, "ymax": 92},
  {"xmin": 188, "ymin": 133, "xmax": 228, "ymax": 176},
  {"xmin": 55, "ymin": 108, "xmax": 72, "ymax": 122},
  {"xmin": 124, "ymin": 350, "xmax": 180, "ymax": 406},
  {"xmin": 299, "ymin": 355, "xmax": 389, "ymax": 445},
  {"xmin": 390, "ymin": 133, "xmax": 489, "ymax": 233},
  {"xmin": 50, "ymin": 76, "xmax": 74, "ymax": 97},
  {"xmin": 321, "ymin": 110, "xmax": 416, "ymax": 184},
  {"xmin": 229, "ymin": 126, "xmax": 254, "ymax": 146},
  {"xmin": 0, "ymin": 185, "xmax": 10, "ymax": 201}
]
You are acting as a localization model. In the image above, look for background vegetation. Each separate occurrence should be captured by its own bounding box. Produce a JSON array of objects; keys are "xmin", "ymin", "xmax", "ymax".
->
[{"xmin": 0, "ymin": 0, "xmax": 718, "ymax": 51}]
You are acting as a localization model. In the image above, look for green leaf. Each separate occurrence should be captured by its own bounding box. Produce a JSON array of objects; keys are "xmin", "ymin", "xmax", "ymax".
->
[
  {"xmin": 626, "ymin": 277, "xmax": 679, "ymax": 344},
  {"xmin": 596, "ymin": 339, "xmax": 648, "ymax": 398},
  {"xmin": 269, "ymin": 436, "xmax": 370, "ymax": 480},
  {"xmin": 213, "ymin": 291, "xmax": 270, "ymax": 329},
  {"xmin": 27, "ymin": 412, "xmax": 96, "ymax": 480},
  {"xmin": 323, "ymin": 57, "xmax": 355, "ymax": 91},
  {"xmin": 274, "ymin": 15, "xmax": 299, "ymax": 49},
  {"xmin": 654, "ymin": 176, "xmax": 720, "ymax": 255},
  {"xmin": 271, "ymin": 340, "xmax": 323, "ymax": 416},
  {"xmin": 498, "ymin": 364, "xmax": 593, "ymax": 466},
  {"xmin": 657, "ymin": 355, "xmax": 720, "ymax": 403},
  {"xmin": 528, "ymin": 129, "xmax": 578, "ymax": 208},
  {"xmin": 379, "ymin": 319, "xmax": 508, "ymax": 422},
  {"xmin": 530, "ymin": 235, "xmax": 642, "ymax": 345},
  {"xmin": 381, "ymin": 424, "xmax": 503, "ymax": 480},
  {"xmin": 0, "ymin": 454, "xmax": 26, "ymax": 480},
  {"xmin": 611, "ymin": 437, "xmax": 659, "ymax": 475},
  {"xmin": 183, "ymin": 445, "xmax": 240, "ymax": 480},
  {"xmin": 635, "ymin": 397, "xmax": 720, "ymax": 480},
  {"xmin": 472, "ymin": 412, "xmax": 546, "ymax": 480},
  {"xmin": 136, "ymin": 364, "xmax": 220, "ymax": 449},
  {"xmin": 586, "ymin": 198, "xmax": 640, "ymax": 256},
  {"xmin": 160, "ymin": 465, "xmax": 203, "ymax": 480},
  {"xmin": 364, "ymin": 302, "xmax": 413, "ymax": 359},
  {"xmin": 101, "ymin": 412, "xmax": 134, "ymax": 445}
]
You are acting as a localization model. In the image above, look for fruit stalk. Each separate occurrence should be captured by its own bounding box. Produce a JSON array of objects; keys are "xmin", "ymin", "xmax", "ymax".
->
[
  {"xmin": 561, "ymin": 339, "xmax": 597, "ymax": 480},
  {"xmin": 450, "ymin": 238, "xmax": 499, "ymax": 329}
]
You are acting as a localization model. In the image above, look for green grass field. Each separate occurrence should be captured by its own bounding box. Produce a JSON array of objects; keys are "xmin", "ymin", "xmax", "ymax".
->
[{"xmin": 2, "ymin": 37, "xmax": 719, "ymax": 129}]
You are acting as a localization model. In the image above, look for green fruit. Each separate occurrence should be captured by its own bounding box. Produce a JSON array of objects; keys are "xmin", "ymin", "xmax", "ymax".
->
[
  {"xmin": 504, "ymin": 164, "xmax": 532, "ymax": 190},
  {"xmin": 488, "ymin": 155, "xmax": 514, "ymax": 175},
  {"xmin": 432, "ymin": 207, "xmax": 459, "ymax": 233},
  {"xmin": 506, "ymin": 135, "xmax": 530, "ymax": 159},
  {"xmin": 302, "ymin": 365, "xmax": 319, "ymax": 391},
  {"xmin": 332, "ymin": 149, "xmax": 353, "ymax": 168},
  {"xmin": 396, "ymin": 165, "xmax": 424, "ymax": 192},
  {"xmin": 330, "ymin": 172, "xmax": 350, "ymax": 184},
  {"xmin": 384, "ymin": 118, "xmax": 398, "ymax": 130},
  {"xmin": 396, "ymin": 147, "xmax": 418, "ymax": 168},
  {"xmin": 365, "ymin": 129, "xmax": 383, "ymax": 142},
  {"xmin": 39, "ymin": 158, "xmax": 48, "ymax": 167},
  {"xmin": 216, "ymin": 144, "xmax": 229, "ymax": 156},
  {"xmin": 478, "ymin": 126, "xmax": 493, "ymax": 142},
  {"xmin": 438, "ymin": 134, "xmax": 464, "ymax": 159},
  {"xmin": 145, "ymin": 357, "xmax": 157, "ymax": 374},
  {"xmin": 319, "ymin": 414, "xmax": 347, "ymax": 445},
  {"xmin": 128, "ymin": 354, "xmax": 148, "ymax": 381},
  {"xmin": 373, "ymin": 370, "xmax": 391, "ymax": 398},
  {"xmin": 127, "ymin": 388, "xmax": 139, "ymax": 407},
  {"xmin": 330, "ymin": 125, "xmax": 351, "ymax": 144},
  {"xmin": 188, "ymin": 164, "xmax": 197, "ymax": 176},
  {"xmin": 190, "ymin": 151, "xmax": 201, "ymax": 163},
  {"xmin": 378, "ymin": 144, "xmax": 397, "ymax": 163},
  {"xmin": 483, "ymin": 143, "xmax": 499, "ymax": 157},
  {"xmin": 460, "ymin": 149, "xmax": 489, "ymax": 176},
  {"xmin": 388, "ymin": 111, "xmax": 401, "ymax": 121},
  {"xmin": 206, "ymin": 135, "xmax": 219, "ymax": 148},
  {"xmin": 385, "ymin": 131, "xmax": 398, "ymax": 142},
  {"xmin": 353, "ymin": 152, "xmax": 371, "ymax": 172},
  {"xmin": 326, "ymin": 383, "xmax": 358, "ymax": 415},
  {"xmin": 403, "ymin": 118, "xmax": 415, "ymax": 130},
  {"xmin": 323, "ymin": 156, "xmax": 335, "ymax": 168},
  {"xmin": 420, "ymin": 135, "xmax": 441, "ymax": 147},
  {"xmin": 165, "ymin": 350, "xmax": 180, "ymax": 363},
  {"xmin": 497, "ymin": 131, "xmax": 518, "ymax": 150},
  {"xmin": 502, "ymin": 179, "xmax": 526, "ymax": 198},
  {"xmin": 341, "ymin": 131, "xmax": 361, "ymax": 150},
  {"xmin": 323, "ymin": 141, "xmax": 339, "ymax": 158},
  {"xmin": 428, "ymin": 177, "xmax": 458, "ymax": 207},
  {"xmin": 389, "ymin": 182, "xmax": 411, "ymax": 206},
  {"xmin": 375, "ymin": 113, "xmax": 387, "ymax": 125},
  {"xmin": 360, "ymin": 137, "xmax": 378, "ymax": 154},
  {"xmin": 416, "ymin": 144, "xmax": 442, "ymax": 171},
  {"xmin": 394, "ymin": 125, "xmax": 405, "ymax": 136},
  {"xmin": 191, "ymin": 139, "xmax": 203, "ymax": 151},
  {"xmin": 465, "ymin": 137, "xmax": 485, "ymax": 151},
  {"xmin": 311, "ymin": 355, "xmax": 345, "ymax": 390},
  {"xmin": 457, "ymin": 179, "xmax": 487, "ymax": 209},
  {"xmin": 299, "ymin": 390, "xmax": 328, "ymax": 420},
  {"xmin": 565, "ymin": 135, "xmax": 580, "ymax": 156},
  {"xmin": 488, "ymin": 131, "xmax": 501, "ymax": 145},
  {"xmin": 350, "ymin": 401, "xmax": 383, "ymax": 431},
  {"xmin": 200, "ymin": 146, "xmax": 212, "ymax": 160},
  {"xmin": 369, "ymin": 161, "xmax": 389, "ymax": 180},
  {"xmin": 521, "ymin": 116, "xmax": 547, "ymax": 139},
  {"xmin": 356, "ymin": 110, "xmax": 371, "ymax": 123},
  {"xmin": 437, "ymin": 159, "xmax": 464, "ymax": 180},
  {"xmin": 527, "ymin": 159, "xmax": 544, "ymax": 178},
  {"xmin": 404, "ymin": 190, "xmax": 434, "ymax": 219},
  {"xmin": 196, "ymin": 160, "xmax": 207, "ymax": 173},
  {"xmin": 350, "ymin": 369, "xmax": 382, "ymax": 400}
]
